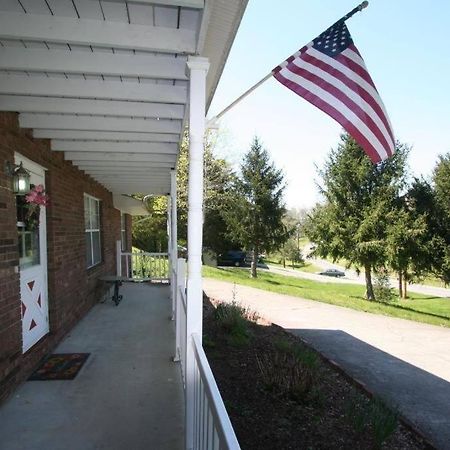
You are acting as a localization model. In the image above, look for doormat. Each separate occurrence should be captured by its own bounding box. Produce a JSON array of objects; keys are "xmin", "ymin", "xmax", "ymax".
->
[{"xmin": 28, "ymin": 353, "xmax": 90, "ymax": 381}]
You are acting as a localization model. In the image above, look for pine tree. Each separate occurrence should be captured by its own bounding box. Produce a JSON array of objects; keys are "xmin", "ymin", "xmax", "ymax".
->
[
  {"xmin": 176, "ymin": 132, "xmax": 239, "ymax": 255},
  {"xmin": 224, "ymin": 137, "xmax": 288, "ymax": 278},
  {"xmin": 304, "ymin": 134, "xmax": 408, "ymax": 300},
  {"xmin": 432, "ymin": 154, "xmax": 450, "ymax": 284}
]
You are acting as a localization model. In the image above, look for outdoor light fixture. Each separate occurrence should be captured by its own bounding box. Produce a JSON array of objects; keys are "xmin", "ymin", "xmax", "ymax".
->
[{"xmin": 4, "ymin": 161, "xmax": 31, "ymax": 195}]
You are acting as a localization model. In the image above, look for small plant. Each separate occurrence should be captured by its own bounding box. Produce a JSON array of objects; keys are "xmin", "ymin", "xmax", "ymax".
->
[
  {"xmin": 256, "ymin": 351, "xmax": 315, "ymax": 401},
  {"xmin": 344, "ymin": 394, "xmax": 399, "ymax": 447},
  {"xmin": 374, "ymin": 269, "xmax": 396, "ymax": 303},
  {"xmin": 274, "ymin": 337, "xmax": 319, "ymax": 370},
  {"xmin": 344, "ymin": 394, "xmax": 368, "ymax": 434},
  {"xmin": 369, "ymin": 397, "xmax": 399, "ymax": 448},
  {"xmin": 256, "ymin": 339, "xmax": 319, "ymax": 402},
  {"xmin": 214, "ymin": 301, "xmax": 255, "ymax": 346}
]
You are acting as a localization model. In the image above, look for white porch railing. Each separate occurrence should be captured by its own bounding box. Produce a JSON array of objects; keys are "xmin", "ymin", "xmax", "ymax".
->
[
  {"xmin": 175, "ymin": 258, "xmax": 240, "ymax": 450},
  {"xmin": 191, "ymin": 333, "xmax": 241, "ymax": 450},
  {"xmin": 175, "ymin": 258, "xmax": 187, "ymax": 382},
  {"xmin": 121, "ymin": 251, "xmax": 169, "ymax": 281}
]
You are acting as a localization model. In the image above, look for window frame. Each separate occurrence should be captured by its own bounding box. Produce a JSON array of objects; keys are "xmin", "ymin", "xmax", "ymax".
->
[{"xmin": 84, "ymin": 193, "xmax": 102, "ymax": 269}]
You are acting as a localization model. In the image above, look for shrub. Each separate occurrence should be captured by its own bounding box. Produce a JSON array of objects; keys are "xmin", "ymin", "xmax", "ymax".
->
[
  {"xmin": 374, "ymin": 269, "xmax": 396, "ymax": 303},
  {"xmin": 273, "ymin": 337, "xmax": 319, "ymax": 370},
  {"xmin": 214, "ymin": 301, "xmax": 257, "ymax": 346},
  {"xmin": 256, "ymin": 338, "xmax": 319, "ymax": 402}
]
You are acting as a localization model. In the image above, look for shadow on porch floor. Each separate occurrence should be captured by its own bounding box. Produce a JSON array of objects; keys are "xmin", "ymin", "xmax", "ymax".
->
[{"xmin": 0, "ymin": 283, "xmax": 184, "ymax": 450}]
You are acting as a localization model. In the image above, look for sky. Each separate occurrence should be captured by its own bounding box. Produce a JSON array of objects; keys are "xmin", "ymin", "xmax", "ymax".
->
[{"xmin": 208, "ymin": 0, "xmax": 450, "ymax": 210}]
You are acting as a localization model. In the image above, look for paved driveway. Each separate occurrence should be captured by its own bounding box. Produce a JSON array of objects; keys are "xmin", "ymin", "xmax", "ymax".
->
[{"xmin": 204, "ymin": 278, "xmax": 450, "ymax": 450}]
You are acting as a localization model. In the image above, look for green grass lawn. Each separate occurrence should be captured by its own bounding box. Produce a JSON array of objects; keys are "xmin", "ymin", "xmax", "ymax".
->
[{"xmin": 203, "ymin": 266, "xmax": 450, "ymax": 328}]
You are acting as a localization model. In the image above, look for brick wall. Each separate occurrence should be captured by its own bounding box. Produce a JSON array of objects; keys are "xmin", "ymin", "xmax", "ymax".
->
[{"xmin": 0, "ymin": 112, "xmax": 127, "ymax": 403}]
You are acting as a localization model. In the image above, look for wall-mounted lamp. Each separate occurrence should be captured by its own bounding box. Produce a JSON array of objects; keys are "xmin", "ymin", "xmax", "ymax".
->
[{"xmin": 4, "ymin": 161, "xmax": 31, "ymax": 195}]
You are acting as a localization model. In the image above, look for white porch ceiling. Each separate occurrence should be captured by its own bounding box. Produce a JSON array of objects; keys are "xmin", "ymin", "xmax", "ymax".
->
[{"xmin": 0, "ymin": 0, "xmax": 248, "ymax": 206}]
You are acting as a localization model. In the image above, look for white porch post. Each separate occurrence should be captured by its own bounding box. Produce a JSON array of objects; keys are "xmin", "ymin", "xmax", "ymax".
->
[
  {"xmin": 185, "ymin": 55, "xmax": 209, "ymax": 450},
  {"xmin": 170, "ymin": 169, "xmax": 179, "ymax": 328},
  {"xmin": 166, "ymin": 193, "xmax": 174, "ymax": 316},
  {"xmin": 116, "ymin": 240, "xmax": 122, "ymax": 277}
]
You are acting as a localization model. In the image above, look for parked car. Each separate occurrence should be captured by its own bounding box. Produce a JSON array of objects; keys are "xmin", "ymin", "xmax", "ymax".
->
[
  {"xmin": 217, "ymin": 250, "xmax": 247, "ymax": 267},
  {"xmin": 244, "ymin": 251, "xmax": 265, "ymax": 264},
  {"xmin": 319, "ymin": 269, "xmax": 345, "ymax": 278}
]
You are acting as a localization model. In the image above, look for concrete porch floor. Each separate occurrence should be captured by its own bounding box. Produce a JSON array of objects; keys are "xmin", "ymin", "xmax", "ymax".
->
[{"xmin": 0, "ymin": 283, "xmax": 184, "ymax": 450}]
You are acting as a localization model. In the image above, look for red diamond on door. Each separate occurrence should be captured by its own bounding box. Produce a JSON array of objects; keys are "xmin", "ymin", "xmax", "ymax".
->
[
  {"xmin": 21, "ymin": 302, "xmax": 27, "ymax": 317},
  {"xmin": 29, "ymin": 319, "xmax": 37, "ymax": 330},
  {"xmin": 27, "ymin": 280, "xmax": 35, "ymax": 291},
  {"xmin": 37, "ymin": 294, "xmax": 41, "ymax": 307}
]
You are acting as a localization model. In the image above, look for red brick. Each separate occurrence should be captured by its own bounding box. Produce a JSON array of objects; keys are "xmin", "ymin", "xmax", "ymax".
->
[{"xmin": 0, "ymin": 112, "xmax": 131, "ymax": 403}]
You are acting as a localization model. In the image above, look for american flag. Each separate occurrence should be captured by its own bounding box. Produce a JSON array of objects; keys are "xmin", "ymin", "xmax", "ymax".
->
[{"xmin": 273, "ymin": 20, "xmax": 394, "ymax": 164}]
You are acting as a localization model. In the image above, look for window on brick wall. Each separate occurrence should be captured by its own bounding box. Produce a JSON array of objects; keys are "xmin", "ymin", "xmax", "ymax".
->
[
  {"xmin": 121, "ymin": 213, "xmax": 127, "ymax": 251},
  {"xmin": 84, "ymin": 194, "xmax": 101, "ymax": 268}
]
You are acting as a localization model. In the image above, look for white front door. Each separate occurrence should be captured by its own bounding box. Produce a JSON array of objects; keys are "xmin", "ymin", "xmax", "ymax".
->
[{"xmin": 15, "ymin": 155, "xmax": 49, "ymax": 353}]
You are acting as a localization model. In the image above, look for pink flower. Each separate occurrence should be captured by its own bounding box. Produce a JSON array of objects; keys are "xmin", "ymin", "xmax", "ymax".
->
[{"xmin": 25, "ymin": 185, "xmax": 49, "ymax": 207}]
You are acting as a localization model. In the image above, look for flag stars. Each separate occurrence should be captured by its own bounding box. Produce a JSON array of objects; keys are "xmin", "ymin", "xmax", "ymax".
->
[{"xmin": 313, "ymin": 22, "xmax": 352, "ymax": 55}]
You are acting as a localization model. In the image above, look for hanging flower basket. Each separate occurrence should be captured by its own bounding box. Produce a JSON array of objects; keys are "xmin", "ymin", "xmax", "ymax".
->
[{"xmin": 23, "ymin": 184, "xmax": 49, "ymax": 231}]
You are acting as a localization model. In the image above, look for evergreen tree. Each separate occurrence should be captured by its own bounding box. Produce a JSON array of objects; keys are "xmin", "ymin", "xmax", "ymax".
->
[
  {"xmin": 176, "ymin": 132, "xmax": 239, "ymax": 255},
  {"xmin": 432, "ymin": 154, "xmax": 450, "ymax": 284},
  {"xmin": 385, "ymin": 195, "xmax": 428, "ymax": 298},
  {"xmin": 224, "ymin": 137, "xmax": 288, "ymax": 278},
  {"xmin": 304, "ymin": 134, "xmax": 408, "ymax": 300},
  {"xmin": 434, "ymin": 154, "xmax": 450, "ymax": 217}
]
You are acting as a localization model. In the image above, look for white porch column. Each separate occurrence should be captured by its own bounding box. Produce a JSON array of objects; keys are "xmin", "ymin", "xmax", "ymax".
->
[
  {"xmin": 116, "ymin": 240, "xmax": 122, "ymax": 277},
  {"xmin": 166, "ymin": 193, "xmax": 173, "ymax": 317},
  {"xmin": 170, "ymin": 169, "xmax": 179, "ymax": 328},
  {"xmin": 185, "ymin": 55, "xmax": 209, "ymax": 450}
]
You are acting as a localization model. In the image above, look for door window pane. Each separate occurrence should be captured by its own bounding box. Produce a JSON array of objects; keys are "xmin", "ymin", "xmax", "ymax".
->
[
  {"xmin": 18, "ymin": 229, "xmax": 40, "ymax": 268},
  {"xmin": 17, "ymin": 193, "xmax": 40, "ymax": 269}
]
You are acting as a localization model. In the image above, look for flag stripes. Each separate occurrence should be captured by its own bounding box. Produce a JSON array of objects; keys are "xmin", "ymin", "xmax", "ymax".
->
[{"xmin": 273, "ymin": 23, "xmax": 394, "ymax": 164}]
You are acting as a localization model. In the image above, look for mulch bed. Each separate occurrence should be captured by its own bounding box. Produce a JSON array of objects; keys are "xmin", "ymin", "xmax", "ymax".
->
[{"xmin": 203, "ymin": 296, "xmax": 431, "ymax": 450}]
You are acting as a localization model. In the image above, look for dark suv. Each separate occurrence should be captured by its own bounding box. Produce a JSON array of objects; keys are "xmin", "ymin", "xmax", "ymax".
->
[{"xmin": 217, "ymin": 250, "xmax": 247, "ymax": 267}]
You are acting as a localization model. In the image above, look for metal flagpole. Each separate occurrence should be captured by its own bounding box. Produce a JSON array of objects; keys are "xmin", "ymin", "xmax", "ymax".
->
[{"xmin": 208, "ymin": 1, "xmax": 369, "ymax": 126}]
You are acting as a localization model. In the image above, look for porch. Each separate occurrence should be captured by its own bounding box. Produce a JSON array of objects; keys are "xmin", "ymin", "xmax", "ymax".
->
[
  {"xmin": 0, "ymin": 282, "xmax": 184, "ymax": 450},
  {"xmin": 0, "ymin": 1, "xmax": 248, "ymax": 448}
]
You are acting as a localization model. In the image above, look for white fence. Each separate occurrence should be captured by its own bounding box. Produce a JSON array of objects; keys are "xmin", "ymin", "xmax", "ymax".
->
[
  {"xmin": 121, "ymin": 251, "xmax": 169, "ymax": 281},
  {"xmin": 191, "ymin": 333, "xmax": 241, "ymax": 450},
  {"xmin": 175, "ymin": 258, "xmax": 240, "ymax": 450},
  {"xmin": 175, "ymin": 259, "xmax": 187, "ymax": 383}
]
